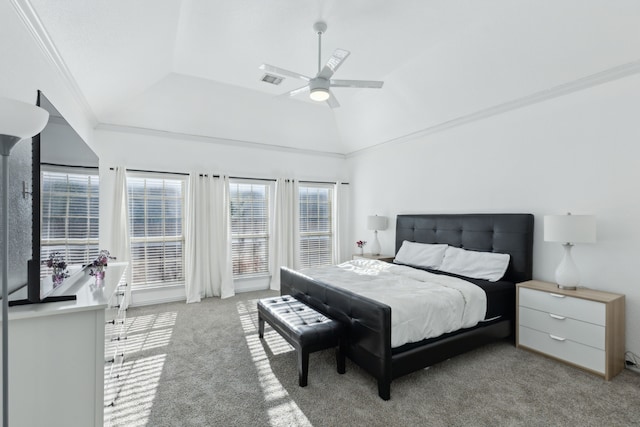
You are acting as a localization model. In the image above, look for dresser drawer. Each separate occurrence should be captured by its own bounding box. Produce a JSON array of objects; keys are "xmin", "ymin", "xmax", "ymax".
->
[
  {"xmin": 519, "ymin": 306, "xmax": 605, "ymax": 349},
  {"xmin": 519, "ymin": 325, "xmax": 605, "ymax": 373},
  {"xmin": 519, "ymin": 287, "xmax": 605, "ymax": 325}
]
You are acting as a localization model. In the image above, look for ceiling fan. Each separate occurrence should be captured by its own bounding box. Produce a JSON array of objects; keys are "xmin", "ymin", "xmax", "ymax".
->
[{"xmin": 259, "ymin": 21, "xmax": 384, "ymax": 108}]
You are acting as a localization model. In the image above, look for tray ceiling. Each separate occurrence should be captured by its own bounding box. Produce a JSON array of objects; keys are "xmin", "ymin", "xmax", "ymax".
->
[{"xmin": 25, "ymin": 0, "xmax": 640, "ymax": 154}]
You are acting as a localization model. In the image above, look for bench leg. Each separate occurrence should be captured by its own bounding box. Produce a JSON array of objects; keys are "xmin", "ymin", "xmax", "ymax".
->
[
  {"xmin": 297, "ymin": 347, "xmax": 309, "ymax": 387},
  {"xmin": 258, "ymin": 314, "xmax": 265, "ymax": 339},
  {"xmin": 336, "ymin": 339, "xmax": 346, "ymax": 375}
]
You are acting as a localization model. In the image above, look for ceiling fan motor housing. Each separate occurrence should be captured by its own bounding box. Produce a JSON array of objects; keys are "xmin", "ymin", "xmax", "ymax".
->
[{"xmin": 309, "ymin": 77, "xmax": 330, "ymax": 101}]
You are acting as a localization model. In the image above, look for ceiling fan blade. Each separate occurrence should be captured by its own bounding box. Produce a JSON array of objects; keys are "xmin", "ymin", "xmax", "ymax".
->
[
  {"xmin": 326, "ymin": 91, "xmax": 340, "ymax": 109},
  {"xmin": 330, "ymin": 79, "xmax": 384, "ymax": 89},
  {"xmin": 318, "ymin": 49, "xmax": 350, "ymax": 79},
  {"xmin": 259, "ymin": 64, "xmax": 311, "ymax": 81},
  {"xmin": 285, "ymin": 85, "xmax": 310, "ymax": 97}
]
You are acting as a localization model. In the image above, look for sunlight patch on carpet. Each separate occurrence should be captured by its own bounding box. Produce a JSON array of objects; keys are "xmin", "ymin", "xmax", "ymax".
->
[
  {"xmin": 105, "ymin": 311, "xmax": 176, "ymax": 426},
  {"xmin": 268, "ymin": 401, "xmax": 314, "ymax": 427},
  {"xmin": 125, "ymin": 312, "xmax": 178, "ymax": 334},
  {"xmin": 238, "ymin": 300, "xmax": 313, "ymax": 427},
  {"xmin": 263, "ymin": 331, "xmax": 295, "ymax": 355},
  {"xmin": 121, "ymin": 312, "xmax": 177, "ymax": 355},
  {"xmin": 105, "ymin": 354, "xmax": 166, "ymax": 427},
  {"xmin": 120, "ymin": 329, "xmax": 174, "ymax": 354}
]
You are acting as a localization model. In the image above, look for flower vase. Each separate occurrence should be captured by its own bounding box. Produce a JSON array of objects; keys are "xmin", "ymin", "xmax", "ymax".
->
[
  {"xmin": 357, "ymin": 247, "xmax": 363, "ymax": 255},
  {"xmin": 95, "ymin": 269, "xmax": 105, "ymax": 285},
  {"xmin": 52, "ymin": 268, "xmax": 65, "ymax": 288}
]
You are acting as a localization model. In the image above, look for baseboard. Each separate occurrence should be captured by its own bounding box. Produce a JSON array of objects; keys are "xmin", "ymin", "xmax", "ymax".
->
[
  {"xmin": 130, "ymin": 294, "xmax": 186, "ymax": 307},
  {"xmin": 234, "ymin": 276, "xmax": 271, "ymax": 293},
  {"xmin": 130, "ymin": 284, "xmax": 186, "ymax": 307},
  {"xmin": 235, "ymin": 283, "xmax": 270, "ymax": 293}
]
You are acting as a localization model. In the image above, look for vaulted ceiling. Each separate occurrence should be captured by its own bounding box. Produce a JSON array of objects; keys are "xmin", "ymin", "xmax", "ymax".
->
[{"xmin": 27, "ymin": 0, "xmax": 640, "ymax": 155}]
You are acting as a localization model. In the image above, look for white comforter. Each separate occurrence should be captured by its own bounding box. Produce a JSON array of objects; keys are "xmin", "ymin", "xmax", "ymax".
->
[{"xmin": 300, "ymin": 259, "xmax": 487, "ymax": 348}]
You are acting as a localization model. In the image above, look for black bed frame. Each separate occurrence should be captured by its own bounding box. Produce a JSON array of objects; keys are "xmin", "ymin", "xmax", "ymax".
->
[{"xmin": 280, "ymin": 213, "xmax": 534, "ymax": 400}]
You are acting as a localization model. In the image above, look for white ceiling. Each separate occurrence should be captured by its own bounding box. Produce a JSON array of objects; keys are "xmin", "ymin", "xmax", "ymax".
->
[{"xmin": 27, "ymin": 0, "xmax": 640, "ymax": 154}]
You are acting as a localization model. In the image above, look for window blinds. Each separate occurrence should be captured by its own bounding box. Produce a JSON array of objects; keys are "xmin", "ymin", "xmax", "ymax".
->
[
  {"xmin": 299, "ymin": 185, "xmax": 333, "ymax": 268},
  {"xmin": 229, "ymin": 181, "xmax": 270, "ymax": 276},
  {"xmin": 127, "ymin": 176, "xmax": 185, "ymax": 287},
  {"xmin": 40, "ymin": 170, "xmax": 100, "ymax": 277}
]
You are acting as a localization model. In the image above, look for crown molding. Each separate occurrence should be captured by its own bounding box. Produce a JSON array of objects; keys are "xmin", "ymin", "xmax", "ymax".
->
[
  {"xmin": 10, "ymin": 0, "xmax": 98, "ymax": 126},
  {"xmin": 346, "ymin": 60, "xmax": 640, "ymax": 158},
  {"xmin": 95, "ymin": 123, "xmax": 346, "ymax": 159}
]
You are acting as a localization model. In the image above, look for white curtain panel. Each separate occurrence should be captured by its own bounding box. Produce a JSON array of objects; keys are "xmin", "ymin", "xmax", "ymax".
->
[
  {"xmin": 270, "ymin": 178, "xmax": 300, "ymax": 290},
  {"xmin": 110, "ymin": 167, "xmax": 132, "ymax": 307},
  {"xmin": 215, "ymin": 175, "xmax": 234, "ymax": 299},
  {"xmin": 333, "ymin": 182, "xmax": 351, "ymax": 264},
  {"xmin": 185, "ymin": 174, "xmax": 234, "ymax": 303}
]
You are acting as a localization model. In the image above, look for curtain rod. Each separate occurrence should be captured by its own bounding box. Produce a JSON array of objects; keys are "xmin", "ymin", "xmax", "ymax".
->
[
  {"xmin": 110, "ymin": 167, "xmax": 188, "ymax": 176},
  {"xmin": 299, "ymin": 180, "xmax": 349, "ymax": 185},
  {"xmin": 42, "ymin": 162, "xmax": 99, "ymax": 170},
  {"xmin": 110, "ymin": 167, "xmax": 348, "ymax": 184}
]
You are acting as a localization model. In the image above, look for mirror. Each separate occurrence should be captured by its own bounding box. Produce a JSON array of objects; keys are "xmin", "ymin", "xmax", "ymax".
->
[
  {"xmin": 39, "ymin": 95, "xmax": 99, "ymax": 168},
  {"xmin": 27, "ymin": 92, "xmax": 98, "ymax": 303}
]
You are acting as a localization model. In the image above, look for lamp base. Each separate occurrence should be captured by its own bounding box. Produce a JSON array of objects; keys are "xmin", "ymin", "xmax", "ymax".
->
[
  {"xmin": 555, "ymin": 243, "xmax": 579, "ymax": 290},
  {"xmin": 371, "ymin": 230, "xmax": 381, "ymax": 256}
]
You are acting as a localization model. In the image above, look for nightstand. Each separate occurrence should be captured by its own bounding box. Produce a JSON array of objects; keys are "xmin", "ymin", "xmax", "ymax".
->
[
  {"xmin": 516, "ymin": 280, "xmax": 625, "ymax": 380},
  {"xmin": 352, "ymin": 253, "xmax": 394, "ymax": 263}
]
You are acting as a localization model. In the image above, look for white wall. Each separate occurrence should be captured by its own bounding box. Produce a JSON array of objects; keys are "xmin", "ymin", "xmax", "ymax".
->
[
  {"xmin": 95, "ymin": 127, "xmax": 347, "ymax": 303},
  {"xmin": 94, "ymin": 127, "xmax": 346, "ymax": 180},
  {"xmin": 347, "ymin": 73, "xmax": 640, "ymax": 356},
  {"xmin": 0, "ymin": 1, "xmax": 94, "ymax": 146}
]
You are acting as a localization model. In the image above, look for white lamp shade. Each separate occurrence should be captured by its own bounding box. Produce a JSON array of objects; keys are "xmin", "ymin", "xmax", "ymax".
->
[
  {"xmin": 0, "ymin": 97, "xmax": 49, "ymax": 140},
  {"xmin": 367, "ymin": 215, "xmax": 388, "ymax": 231},
  {"xmin": 544, "ymin": 214, "xmax": 596, "ymax": 244}
]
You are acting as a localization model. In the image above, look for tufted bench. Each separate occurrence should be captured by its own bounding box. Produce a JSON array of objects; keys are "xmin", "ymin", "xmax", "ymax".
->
[{"xmin": 257, "ymin": 295, "xmax": 345, "ymax": 387}]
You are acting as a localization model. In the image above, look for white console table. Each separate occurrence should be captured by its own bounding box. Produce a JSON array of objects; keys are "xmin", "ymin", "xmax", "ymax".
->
[{"xmin": 0, "ymin": 262, "xmax": 128, "ymax": 427}]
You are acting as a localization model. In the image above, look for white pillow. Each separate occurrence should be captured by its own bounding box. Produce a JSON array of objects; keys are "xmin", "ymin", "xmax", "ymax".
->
[
  {"xmin": 393, "ymin": 241, "xmax": 448, "ymax": 269},
  {"xmin": 439, "ymin": 246, "xmax": 510, "ymax": 282}
]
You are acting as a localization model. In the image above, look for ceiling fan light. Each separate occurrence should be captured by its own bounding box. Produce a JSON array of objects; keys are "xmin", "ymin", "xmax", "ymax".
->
[{"xmin": 310, "ymin": 88, "xmax": 330, "ymax": 102}]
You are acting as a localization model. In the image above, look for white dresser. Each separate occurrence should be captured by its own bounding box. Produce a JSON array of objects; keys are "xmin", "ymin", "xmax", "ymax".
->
[
  {"xmin": 0, "ymin": 262, "xmax": 128, "ymax": 427},
  {"xmin": 516, "ymin": 280, "xmax": 625, "ymax": 380},
  {"xmin": 104, "ymin": 270, "xmax": 129, "ymax": 424}
]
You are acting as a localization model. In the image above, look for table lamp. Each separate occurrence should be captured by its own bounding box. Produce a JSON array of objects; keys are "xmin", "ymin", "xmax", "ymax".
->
[
  {"xmin": 544, "ymin": 213, "xmax": 596, "ymax": 290},
  {"xmin": 367, "ymin": 215, "xmax": 388, "ymax": 256}
]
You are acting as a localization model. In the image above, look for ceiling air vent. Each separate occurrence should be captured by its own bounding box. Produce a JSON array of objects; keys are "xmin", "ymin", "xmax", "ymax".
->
[{"xmin": 261, "ymin": 73, "xmax": 284, "ymax": 85}]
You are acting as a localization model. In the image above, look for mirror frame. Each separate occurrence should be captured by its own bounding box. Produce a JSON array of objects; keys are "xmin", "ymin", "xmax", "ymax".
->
[{"xmin": 29, "ymin": 91, "xmax": 42, "ymax": 301}]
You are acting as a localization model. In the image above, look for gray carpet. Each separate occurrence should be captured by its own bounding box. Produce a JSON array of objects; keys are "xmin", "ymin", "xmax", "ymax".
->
[{"xmin": 107, "ymin": 290, "xmax": 640, "ymax": 427}]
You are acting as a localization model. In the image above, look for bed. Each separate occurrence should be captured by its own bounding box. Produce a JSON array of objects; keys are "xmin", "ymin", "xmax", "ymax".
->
[{"xmin": 280, "ymin": 213, "xmax": 534, "ymax": 400}]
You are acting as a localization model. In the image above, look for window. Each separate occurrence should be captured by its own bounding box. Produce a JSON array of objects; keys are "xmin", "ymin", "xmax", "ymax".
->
[
  {"xmin": 299, "ymin": 185, "xmax": 333, "ymax": 268},
  {"xmin": 229, "ymin": 180, "xmax": 270, "ymax": 276},
  {"xmin": 40, "ymin": 169, "xmax": 100, "ymax": 276},
  {"xmin": 127, "ymin": 175, "xmax": 185, "ymax": 288}
]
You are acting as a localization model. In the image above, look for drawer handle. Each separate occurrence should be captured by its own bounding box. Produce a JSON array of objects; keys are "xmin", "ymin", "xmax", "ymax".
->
[
  {"xmin": 549, "ymin": 293, "xmax": 565, "ymax": 298},
  {"xmin": 549, "ymin": 314, "xmax": 566, "ymax": 320},
  {"xmin": 549, "ymin": 334, "xmax": 566, "ymax": 342}
]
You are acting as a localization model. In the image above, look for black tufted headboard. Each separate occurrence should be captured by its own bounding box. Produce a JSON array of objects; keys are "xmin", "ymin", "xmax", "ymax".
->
[{"xmin": 395, "ymin": 214, "xmax": 534, "ymax": 283}]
